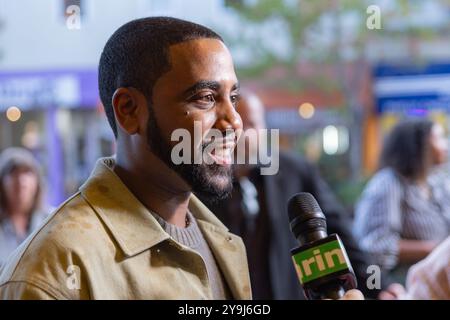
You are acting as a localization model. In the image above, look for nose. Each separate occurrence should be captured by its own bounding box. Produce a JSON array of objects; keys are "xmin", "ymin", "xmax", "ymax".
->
[
  {"xmin": 214, "ymin": 99, "xmax": 242, "ymax": 133},
  {"xmin": 17, "ymin": 172, "xmax": 34, "ymax": 187}
]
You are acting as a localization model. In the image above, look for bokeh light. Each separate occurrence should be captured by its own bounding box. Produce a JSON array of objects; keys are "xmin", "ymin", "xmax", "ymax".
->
[
  {"xmin": 298, "ymin": 103, "xmax": 315, "ymax": 119},
  {"xmin": 6, "ymin": 106, "xmax": 22, "ymax": 122}
]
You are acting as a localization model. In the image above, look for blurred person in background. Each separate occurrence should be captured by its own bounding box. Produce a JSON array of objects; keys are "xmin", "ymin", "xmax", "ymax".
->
[
  {"xmin": 379, "ymin": 236, "xmax": 449, "ymax": 300},
  {"xmin": 200, "ymin": 91, "xmax": 383, "ymax": 299},
  {"xmin": 403, "ymin": 235, "xmax": 449, "ymax": 299},
  {"xmin": 353, "ymin": 119, "xmax": 450, "ymax": 283},
  {"xmin": 0, "ymin": 147, "xmax": 49, "ymax": 267}
]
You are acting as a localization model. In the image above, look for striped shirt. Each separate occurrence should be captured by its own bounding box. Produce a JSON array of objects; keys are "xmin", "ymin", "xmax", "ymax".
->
[{"xmin": 353, "ymin": 168, "xmax": 450, "ymax": 270}]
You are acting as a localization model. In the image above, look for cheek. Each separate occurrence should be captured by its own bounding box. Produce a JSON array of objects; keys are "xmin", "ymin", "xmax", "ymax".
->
[
  {"xmin": 2, "ymin": 179, "xmax": 18, "ymax": 202},
  {"xmin": 199, "ymin": 111, "xmax": 217, "ymax": 134},
  {"xmin": 24, "ymin": 176, "xmax": 39, "ymax": 195},
  {"xmin": 431, "ymin": 141, "xmax": 448, "ymax": 163},
  {"xmin": 440, "ymin": 138, "xmax": 449, "ymax": 152},
  {"xmin": 184, "ymin": 111, "xmax": 217, "ymax": 144},
  {"xmin": 3, "ymin": 176, "xmax": 16, "ymax": 191},
  {"xmin": 439, "ymin": 144, "xmax": 449, "ymax": 161},
  {"xmin": 434, "ymin": 139, "xmax": 448, "ymax": 154},
  {"xmin": 152, "ymin": 114, "xmax": 186, "ymax": 147}
]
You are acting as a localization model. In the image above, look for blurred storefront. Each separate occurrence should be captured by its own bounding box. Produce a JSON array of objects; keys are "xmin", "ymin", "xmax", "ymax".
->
[
  {"xmin": 364, "ymin": 62, "xmax": 450, "ymax": 173},
  {"xmin": 374, "ymin": 62, "xmax": 450, "ymax": 128},
  {"xmin": 0, "ymin": 69, "xmax": 114, "ymax": 206}
]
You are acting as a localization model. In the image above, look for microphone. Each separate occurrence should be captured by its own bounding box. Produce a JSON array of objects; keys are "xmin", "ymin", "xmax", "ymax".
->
[{"xmin": 288, "ymin": 192, "xmax": 357, "ymax": 300}]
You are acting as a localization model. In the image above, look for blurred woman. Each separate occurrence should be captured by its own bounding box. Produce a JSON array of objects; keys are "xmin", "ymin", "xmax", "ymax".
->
[
  {"xmin": 353, "ymin": 120, "xmax": 450, "ymax": 282},
  {"xmin": 0, "ymin": 147, "xmax": 49, "ymax": 267}
]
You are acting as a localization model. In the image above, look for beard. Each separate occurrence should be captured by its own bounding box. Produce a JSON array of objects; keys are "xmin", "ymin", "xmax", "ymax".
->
[{"xmin": 146, "ymin": 107, "xmax": 233, "ymax": 203}]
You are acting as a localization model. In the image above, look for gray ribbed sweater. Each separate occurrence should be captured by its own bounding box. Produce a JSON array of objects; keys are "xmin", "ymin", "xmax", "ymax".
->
[{"xmin": 152, "ymin": 211, "xmax": 230, "ymax": 299}]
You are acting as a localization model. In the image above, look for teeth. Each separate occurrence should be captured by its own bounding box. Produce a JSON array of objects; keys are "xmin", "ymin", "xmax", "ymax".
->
[{"xmin": 209, "ymin": 147, "xmax": 233, "ymax": 165}]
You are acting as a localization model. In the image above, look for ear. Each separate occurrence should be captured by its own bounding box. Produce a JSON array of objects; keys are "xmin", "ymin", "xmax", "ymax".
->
[{"xmin": 111, "ymin": 87, "xmax": 144, "ymax": 135}]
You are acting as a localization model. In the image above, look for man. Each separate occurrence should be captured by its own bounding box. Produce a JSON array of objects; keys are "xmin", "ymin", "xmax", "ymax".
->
[
  {"xmin": 200, "ymin": 91, "xmax": 380, "ymax": 299},
  {"xmin": 0, "ymin": 17, "xmax": 361, "ymax": 300},
  {"xmin": 0, "ymin": 17, "xmax": 249, "ymax": 300}
]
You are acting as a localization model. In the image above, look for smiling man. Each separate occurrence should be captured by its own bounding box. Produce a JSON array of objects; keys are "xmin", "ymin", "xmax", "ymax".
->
[{"xmin": 0, "ymin": 17, "xmax": 251, "ymax": 300}]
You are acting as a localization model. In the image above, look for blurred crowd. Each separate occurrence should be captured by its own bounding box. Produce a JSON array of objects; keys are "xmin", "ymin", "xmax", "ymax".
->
[{"xmin": 0, "ymin": 92, "xmax": 449, "ymax": 299}]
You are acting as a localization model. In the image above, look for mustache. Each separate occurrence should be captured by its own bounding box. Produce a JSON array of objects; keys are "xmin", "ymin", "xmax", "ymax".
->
[{"xmin": 202, "ymin": 134, "xmax": 236, "ymax": 150}]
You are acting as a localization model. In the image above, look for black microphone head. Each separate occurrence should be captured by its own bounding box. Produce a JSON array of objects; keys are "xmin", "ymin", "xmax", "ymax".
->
[
  {"xmin": 288, "ymin": 192, "xmax": 324, "ymax": 222},
  {"xmin": 288, "ymin": 192, "xmax": 327, "ymax": 244}
]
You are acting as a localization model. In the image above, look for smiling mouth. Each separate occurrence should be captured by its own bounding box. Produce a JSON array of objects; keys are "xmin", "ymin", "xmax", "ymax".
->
[
  {"xmin": 203, "ymin": 138, "xmax": 235, "ymax": 166},
  {"xmin": 209, "ymin": 143, "xmax": 235, "ymax": 165}
]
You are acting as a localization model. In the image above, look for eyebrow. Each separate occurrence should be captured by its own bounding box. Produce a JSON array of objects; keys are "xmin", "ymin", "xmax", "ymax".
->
[{"xmin": 182, "ymin": 80, "xmax": 240, "ymax": 98}]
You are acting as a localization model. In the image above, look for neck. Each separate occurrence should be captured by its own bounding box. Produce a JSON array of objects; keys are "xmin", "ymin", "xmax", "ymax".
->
[
  {"xmin": 6, "ymin": 206, "xmax": 31, "ymax": 237},
  {"xmin": 114, "ymin": 147, "xmax": 192, "ymax": 228}
]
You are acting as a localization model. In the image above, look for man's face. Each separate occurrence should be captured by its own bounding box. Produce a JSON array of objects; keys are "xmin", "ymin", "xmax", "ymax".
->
[{"xmin": 147, "ymin": 38, "xmax": 242, "ymax": 201}]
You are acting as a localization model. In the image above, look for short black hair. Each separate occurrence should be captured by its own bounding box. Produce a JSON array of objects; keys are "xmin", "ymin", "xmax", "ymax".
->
[
  {"xmin": 379, "ymin": 119, "xmax": 434, "ymax": 180},
  {"xmin": 98, "ymin": 17, "xmax": 223, "ymax": 137}
]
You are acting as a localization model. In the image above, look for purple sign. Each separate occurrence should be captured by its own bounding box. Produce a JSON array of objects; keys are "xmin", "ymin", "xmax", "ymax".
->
[{"xmin": 0, "ymin": 69, "xmax": 99, "ymax": 110}]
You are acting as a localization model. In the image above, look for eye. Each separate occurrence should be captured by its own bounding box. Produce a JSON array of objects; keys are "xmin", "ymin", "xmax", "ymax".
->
[
  {"xmin": 189, "ymin": 92, "xmax": 239, "ymax": 110},
  {"xmin": 190, "ymin": 93, "xmax": 215, "ymax": 108},
  {"xmin": 200, "ymin": 94, "xmax": 215, "ymax": 103},
  {"xmin": 230, "ymin": 94, "xmax": 240, "ymax": 107}
]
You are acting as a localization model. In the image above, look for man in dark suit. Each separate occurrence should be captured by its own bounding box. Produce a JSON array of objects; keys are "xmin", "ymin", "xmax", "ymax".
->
[{"xmin": 199, "ymin": 91, "xmax": 381, "ymax": 299}]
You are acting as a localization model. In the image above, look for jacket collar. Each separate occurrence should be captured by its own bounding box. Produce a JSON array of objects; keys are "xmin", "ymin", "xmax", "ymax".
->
[{"xmin": 79, "ymin": 157, "xmax": 230, "ymax": 257}]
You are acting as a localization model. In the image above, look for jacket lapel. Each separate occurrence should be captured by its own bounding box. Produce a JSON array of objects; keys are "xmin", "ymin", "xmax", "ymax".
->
[
  {"xmin": 197, "ymin": 220, "xmax": 252, "ymax": 300},
  {"xmin": 188, "ymin": 195, "xmax": 252, "ymax": 300}
]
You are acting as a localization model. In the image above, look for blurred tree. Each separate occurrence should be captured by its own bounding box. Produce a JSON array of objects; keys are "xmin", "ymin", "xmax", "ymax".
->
[
  {"xmin": 225, "ymin": 0, "xmax": 450, "ymax": 89},
  {"xmin": 224, "ymin": 0, "xmax": 372, "ymax": 191},
  {"xmin": 224, "ymin": 0, "xmax": 450, "ymax": 205}
]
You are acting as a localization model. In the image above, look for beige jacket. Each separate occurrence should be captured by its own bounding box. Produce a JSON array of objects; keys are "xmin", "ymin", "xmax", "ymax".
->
[{"xmin": 0, "ymin": 158, "xmax": 252, "ymax": 300}]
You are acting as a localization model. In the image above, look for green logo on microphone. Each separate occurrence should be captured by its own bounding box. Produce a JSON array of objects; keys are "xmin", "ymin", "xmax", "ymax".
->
[{"xmin": 292, "ymin": 240, "xmax": 350, "ymax": 284}]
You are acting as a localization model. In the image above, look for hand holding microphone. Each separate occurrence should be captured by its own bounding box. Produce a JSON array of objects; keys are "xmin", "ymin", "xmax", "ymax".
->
[{"xmin": 287, "ymin": 192, "xmax": 362, "ymax": 300}]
